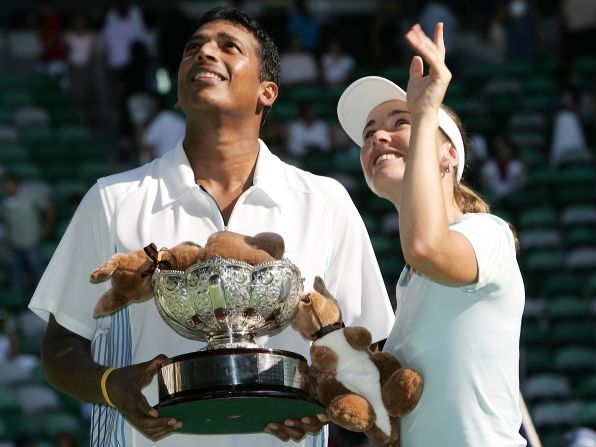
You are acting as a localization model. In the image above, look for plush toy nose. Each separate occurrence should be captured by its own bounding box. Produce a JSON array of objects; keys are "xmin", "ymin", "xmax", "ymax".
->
[{"xmin": 301, "ymin": 294, "xmax": 311, "ymax": 304}]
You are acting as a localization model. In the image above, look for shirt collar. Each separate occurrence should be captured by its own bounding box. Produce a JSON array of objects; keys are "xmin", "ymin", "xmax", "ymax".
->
[{"xmin": 158, "ymin": 138, "xmax": 286, "ymax": 209}]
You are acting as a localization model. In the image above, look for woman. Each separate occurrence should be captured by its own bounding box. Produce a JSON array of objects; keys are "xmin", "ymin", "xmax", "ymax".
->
[{"xmin": 337, "ymin": 23, "xmax": 526, "ymax": 447}]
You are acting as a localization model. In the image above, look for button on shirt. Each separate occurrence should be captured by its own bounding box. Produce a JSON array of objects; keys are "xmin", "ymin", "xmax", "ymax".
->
[{"xmin": 29, "ymin": 139, "xmax": 394, "ymax": 447}]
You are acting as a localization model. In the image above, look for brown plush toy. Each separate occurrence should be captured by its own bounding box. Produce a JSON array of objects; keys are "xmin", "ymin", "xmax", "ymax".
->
[
  {"xmin": 90, "ymin": 231, "xmax": 285, "ymax": 318},
  {"xmin": 291, "ymin": 277, "xmax": 423, "ymax": 447}
]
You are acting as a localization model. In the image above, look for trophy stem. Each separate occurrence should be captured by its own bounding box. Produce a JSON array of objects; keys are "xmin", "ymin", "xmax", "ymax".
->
[{"xmin": 207, "ymin": 332, "xmax": 257, "ymax": 350}]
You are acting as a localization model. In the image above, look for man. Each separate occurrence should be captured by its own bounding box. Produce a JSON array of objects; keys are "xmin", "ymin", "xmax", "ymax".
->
[
  {"xmin": 29, "ymin": 7, "xmax": 394, "ymax": 447},
  {"xmin": 1, "ymin": 172, "xmax": 55, "ymax": 300}
]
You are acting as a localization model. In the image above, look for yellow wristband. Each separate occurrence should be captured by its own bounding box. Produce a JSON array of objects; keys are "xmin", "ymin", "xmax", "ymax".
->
[{"xmin": 100, "ymin": 367, "xmax": 116, "ymax": 408}]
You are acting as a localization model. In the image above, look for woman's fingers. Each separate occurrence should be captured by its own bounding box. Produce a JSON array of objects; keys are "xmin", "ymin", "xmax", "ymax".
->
[
  {"xmin": 434, "ymin": 22, "xmax": 446, "ymax": 56},
  {"xmin": 405, "ymin": 23, "xmax": 445, "ymax": 68},
  {"xmin": 409, "ymin": 55, "xmax": 424, "ymax": 79}
]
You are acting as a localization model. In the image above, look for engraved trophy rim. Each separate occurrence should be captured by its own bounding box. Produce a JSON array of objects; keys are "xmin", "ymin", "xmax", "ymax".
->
[{"xmin": 152, "ymin": 256, "xmax": 304, "ymax": 349}]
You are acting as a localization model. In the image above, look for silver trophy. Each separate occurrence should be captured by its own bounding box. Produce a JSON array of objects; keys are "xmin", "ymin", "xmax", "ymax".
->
[{"xmin": 151, "ymin": 256, "xmax": 324, "ymax": 434}]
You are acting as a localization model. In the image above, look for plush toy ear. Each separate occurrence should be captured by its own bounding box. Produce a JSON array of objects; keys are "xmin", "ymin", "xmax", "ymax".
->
[
  {"xmin": 89, "ymin": 259, "xmax": 119, "ymax": 283},
  {"xmin": 312, "ymin": 277, "xmax": 343, "ymax": 326},
  {"xmin": 93, "ymin": 290, "xmax": 121, "ymax": 317},
  {"xmin": 247, "ymin": 232, "xmax": 285, "ymax": 259},
  {"xmin": 313, "ymin": 276, "xmax": 332, "ymax": 298}
]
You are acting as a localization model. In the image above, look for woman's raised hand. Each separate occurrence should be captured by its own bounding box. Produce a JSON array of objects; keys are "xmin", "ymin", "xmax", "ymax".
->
[{"xmin": 404, "ymin": 22, "xmax": 452, "ymax": 116}]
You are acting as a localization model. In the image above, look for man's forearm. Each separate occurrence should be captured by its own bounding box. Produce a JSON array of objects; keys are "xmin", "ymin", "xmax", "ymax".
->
[{"xmin": 41, "ymin": 315, "xmax": 111, "ymax": 405}]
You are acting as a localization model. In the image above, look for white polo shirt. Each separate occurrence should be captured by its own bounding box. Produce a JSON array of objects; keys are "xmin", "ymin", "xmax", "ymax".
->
[
  {"xmin": 29, "ymin": 139, "xmax": 394, "ymax": 447},
  {"xmin": 384, "ymin": 213, "xmax": 526, "ymax": 447}
]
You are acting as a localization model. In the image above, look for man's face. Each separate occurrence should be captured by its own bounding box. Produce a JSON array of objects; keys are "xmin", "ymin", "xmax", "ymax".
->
[{"xmin": 177, "ymin": 20, "xmax": 264, "ymax": 117}]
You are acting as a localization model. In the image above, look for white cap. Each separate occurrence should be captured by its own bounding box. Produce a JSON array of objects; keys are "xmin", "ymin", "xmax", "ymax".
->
[{"xmin": 337, "ymin": 76, "xmax": 465, "ymax": 182}]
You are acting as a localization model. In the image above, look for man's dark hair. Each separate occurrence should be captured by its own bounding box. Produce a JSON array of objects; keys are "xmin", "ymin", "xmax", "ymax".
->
[{"xmin": 196, "ymin": 7, "xmax": 280, "ymax": 122}]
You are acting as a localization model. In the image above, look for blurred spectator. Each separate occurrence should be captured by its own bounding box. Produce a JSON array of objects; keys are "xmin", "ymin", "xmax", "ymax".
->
[
  {"xmin": 0, "ymin": 308, "xmax": 18, "ymax": 362},
  {"xmin": 34, "ymin": 0, "xmax": 67, "ymax": 77},
  {"xmin": 156, "ymin": 6, "xmax": 195, "ymax": 80},
  {"xmin": 121, "ymin": 40, "xmax": 159, "ymax": 159},
  {"xmin": 100, "ymin": 0, "xmax": 149, "ymax": 158},
  {"xmin": 497, "ymin": 0, "xmax": 542, "ymax": 63},
  {"xmin": 64, "ymin": 11, "xmax": 97, "ymax": 125},
  {"xmin": 53, "ymin": 431, "xmax": 79, "ymax": 447},
  {"xmin": 320, "ymin": 36, "xmax": 355, "ymax": 86},
  {"xmin": 0, "ymin": 173, "xmax": 55, "ymax": 300},
  {"xmin": 480, "ymin": 137, "xmax": 527, "ymax": 199},
  {"xmin": 140, "ymin": 94, "xmax": 185, "ymax": 163},
  {"xmin": 565, "ymin": 427, "xmax": 596, "ymax": 447},
  {"xmin": 550, "ymin": 88, "xmax": 593, "ymax": 166},
  {"xmin": 101, "ymin": 0, "xmax": 148, "ymax": 73},
  {"xmin": 561, "ymin": 0, "xmax": 596, "ymax": 61},
  {"xmin": 14, "ymin": 433, "xmax": 38, "ymax": 447},
  {"xmin": 260, "ymin": 113, "xmax": 288, "ymax": 157},
  {"xmin": 0, "ymin": 308, "xmax": 40, "ymax": 387},
  {"xmin": 419, "ymin": 1, "xmax": 460, "ymax": 75},
  {"xmin": 466, "ymin": 133, "xmax": 489, "ymax": 189},
  {"xmin": 279, "ymin": 34, "xmax": 319, "ymax": 85},
  {"xmin": 286, "ymin": 0, "xmax": 320, "ymax": 52},
  {"xmin": 287, "ymin": 101, "xmax": 332, "ymax": 159},
  {"xmin": 369, "ymin": 0, "xmax": 406, "ymax": 68}
]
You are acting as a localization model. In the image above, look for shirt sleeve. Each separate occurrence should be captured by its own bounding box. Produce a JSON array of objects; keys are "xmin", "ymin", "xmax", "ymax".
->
[
  {"xmin": 322, "ymin": 181, "xmax": 395, "ymax": 343},
  {"xmin": 451, "ymin": 214, "xmax": 513, "ymax": 293},
  {"xmin": 28, "ymin": 184, "xmax": 114, "ymax": 340}
]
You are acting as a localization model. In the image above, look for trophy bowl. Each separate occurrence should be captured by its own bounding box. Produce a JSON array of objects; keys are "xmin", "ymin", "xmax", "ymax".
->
[{"xmin": 151, "ymin": 257, "xmax": 324, "ymax": 434}]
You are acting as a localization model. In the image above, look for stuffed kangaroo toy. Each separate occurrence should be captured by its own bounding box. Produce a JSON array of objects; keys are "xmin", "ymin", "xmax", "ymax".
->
[
  {"xmin": 291, "ymin": 277, "xmax": 423, "ymax": 447},
  {"xmin": 90, "ymin": 231, "xmax": 285, "ymax": 317}
]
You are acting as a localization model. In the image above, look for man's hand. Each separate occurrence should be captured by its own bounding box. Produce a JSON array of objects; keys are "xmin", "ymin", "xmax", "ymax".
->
[
  {"xmin": 264, "ymin": 414, "xmax": 329, "ymax": 442},
  {"xmin": 106, "ymin": 355, "xmax": 183, "ymax": 440}
]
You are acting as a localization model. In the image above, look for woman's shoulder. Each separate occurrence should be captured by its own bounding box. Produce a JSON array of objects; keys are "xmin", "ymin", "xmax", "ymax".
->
[{"xmin": 453, "ymin": 212, "xmax": 514, "ymax": 239}]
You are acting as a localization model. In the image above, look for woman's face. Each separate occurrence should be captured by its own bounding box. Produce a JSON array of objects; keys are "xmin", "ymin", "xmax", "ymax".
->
[{"xmin": 360, "ymin": 99, "xmax": 411, "ymax": 198}]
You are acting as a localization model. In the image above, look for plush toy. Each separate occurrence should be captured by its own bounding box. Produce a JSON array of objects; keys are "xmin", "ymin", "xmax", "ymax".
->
[
  {"xmin": 90, "ymin": 231, "xmax": 285, "ymax": 318},
  {"xmin": 291, "ymin": 277, "xmax": 423, "ymax": 447}
]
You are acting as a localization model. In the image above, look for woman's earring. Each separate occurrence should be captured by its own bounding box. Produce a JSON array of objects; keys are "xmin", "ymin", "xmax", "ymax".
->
[{"xmin": 446, "ymin": 165, "xmax": 451, "ymax": 174}]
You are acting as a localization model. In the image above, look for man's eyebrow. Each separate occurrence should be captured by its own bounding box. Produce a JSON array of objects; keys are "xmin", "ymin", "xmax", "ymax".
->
[{"xmin": 185, "ymin": 31, "xmax": 244, "ymax": 47}]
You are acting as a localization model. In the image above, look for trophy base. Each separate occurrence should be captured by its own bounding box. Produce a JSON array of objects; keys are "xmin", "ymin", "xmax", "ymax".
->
[{"xmin": 156, "ymin": 347, "xmax": 325, "ymax": 434}]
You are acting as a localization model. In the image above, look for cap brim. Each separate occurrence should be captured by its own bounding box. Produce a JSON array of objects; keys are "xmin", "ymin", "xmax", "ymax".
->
[{"xmin": 337, "ymin": 76, "xmax": 407, "ymax": 147}]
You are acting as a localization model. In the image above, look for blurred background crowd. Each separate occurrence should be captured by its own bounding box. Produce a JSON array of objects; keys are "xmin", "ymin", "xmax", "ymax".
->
[{"xmin": 0, "ymin": 0, "xmax": 595, "ymax": 446}]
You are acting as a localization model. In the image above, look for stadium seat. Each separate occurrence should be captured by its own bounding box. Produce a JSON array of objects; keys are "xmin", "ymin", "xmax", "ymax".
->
[
  {"xmin": 554, "ymin": 346, "xmax": 596, "ymax": 373},
  {"xmin": 551, "ymin": 322, "xmax": 593, "ymax": 345},
  {"xmin": 519, "ymin": 228, "xmax": 561, "ymax": 251},
  {"xmin": 39, "ymin": 411, "xmax": 82, "ymax": 440},
  {"xmin": 576, "ymin": 376, "xmax": 596, "ymax": 399},
  {"xmin": 0, "ymin": 124, "xmax": 19, "ymax": 143},
  {"xmin": 578, "ymin": 401, "xmax": 596, "ymax": 427},
  {"xmin": 18, "ymin": 125, "xmax": 53, "ymax": 147},
  {"xmin": 567, "ymin": 248, "xmax": 596, "ymax": 271},
  {"xmin": 541, "ymin": 273, "xmax": 585, "ymax": 297},
  {"xmin": 0, "ymin": 144, "xmax": 29, "ymax": 164},
  {"xmin": 524, "ymin": 166, "xmax": 558, "ymax": 188},
  {"xmin": 531, "ymin": 400, "xmax": 581, "ymax": 429},
  {"xmin": 15, "ymin": 384, "xmax": 61, "ymax": 416},
  {"xmin": 560, "ymin": 204, "xmax": 596, "ymax": 227},
  {"xmin": 522, "ymin": 347, "xmax": 553, "ymax": 374},
  {"xmin": 14, "ymin": 105, "xmax": 50, "ymax": 128},
  {"xmin": 517, "ymin": 206, "xmax": 558, "ymax": 229},
  {"xmin": 520, "ymin": 320, "xmax": 550, "ymax": 346},
  {"xmin": 521, "ymin": 249, "xmax": 565, "ymax": 275},
  {"xmin": 547, "ymin": 297, "xmax": 591, "ymax": 320},
  {"xmin": 0, "ymin": 289, "xmax": 26, "ymax": 312},
  {"xmin": 523, "ymin": 373, "xmax": 571, "ymax": 402},
  {"xmin": 564, "ymin": 226, "xmax": 596, "ymax": 248},
  {"xmin": 584, "ymin": 274, "xmax": 596, "ymax": 296}
]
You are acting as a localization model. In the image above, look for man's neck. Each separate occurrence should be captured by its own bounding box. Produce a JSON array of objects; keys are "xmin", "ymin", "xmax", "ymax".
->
[{"xmin": 182, "ymin": 124, "xmax": 261, "ymax": 225}]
